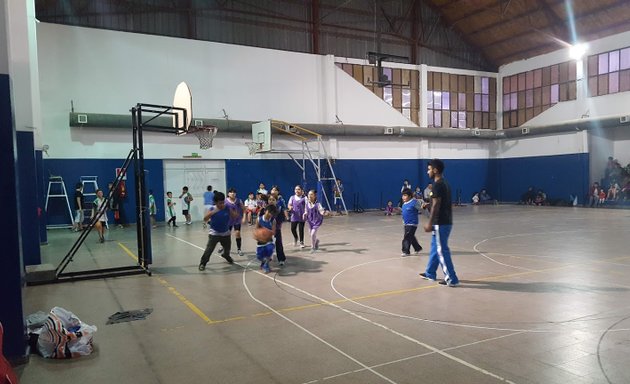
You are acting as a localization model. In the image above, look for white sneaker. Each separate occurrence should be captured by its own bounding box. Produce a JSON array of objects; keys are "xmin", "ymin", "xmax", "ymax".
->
[
  {"xmin": 300, "ymin": 242, "xmax": 305, "ymax": 249},
  {"xmin": 237, "ymin": 249, "xmax": 244, "ymax": 256}
]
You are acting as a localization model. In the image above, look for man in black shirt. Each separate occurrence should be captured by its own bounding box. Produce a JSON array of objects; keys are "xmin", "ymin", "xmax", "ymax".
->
[{"xmin": 419, "ymin": 159, "xmax": 460, "ymax": 287}]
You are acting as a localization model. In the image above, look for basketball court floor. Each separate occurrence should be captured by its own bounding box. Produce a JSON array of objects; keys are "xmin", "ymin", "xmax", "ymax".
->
[{"xmin": 16, "ymin": 205, "xmax": 630, "ymax": 384}]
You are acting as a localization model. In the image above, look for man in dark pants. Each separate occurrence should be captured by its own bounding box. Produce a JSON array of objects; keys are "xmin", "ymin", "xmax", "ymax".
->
[{"xmin": 420, "ymin": 159, "xmax": 460, "ymax": 287}]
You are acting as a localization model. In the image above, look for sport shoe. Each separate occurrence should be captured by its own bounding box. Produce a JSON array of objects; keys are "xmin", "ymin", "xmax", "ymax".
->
[
  {"xmin": 419, "ymin": 273, "xmax": 436, "ymax": 281},
  {"xmin": 218, "ymin": 248, "xmax": 224, "ymax": 256},
  {"xmin": 198, "ymin": 263, "xmax": 206, "ymax": 271},
  {"xmin": 262, "ymin": 261, "xmax": 271, "ymax": 274},
  {"xmin": 278, "ymin": 261, "xmax": 285, "ymax": 267},
  {"xmin": 438, "ymin": 280, "xmax": 459, "ymax": 287},
  {"xmin": 300, "ymin": 242, "xmax": 305, "ymax": 249},
  {"xmin": 314, "ymin": 239, "xmax": 320, "ymax": 250},
  {"xmin": 401, "ymin": 252, "xmax": 410, "ymax": 256},
  {"xmin": 237, "ymin": 249, "xmax": 244, "ymax": 256}
]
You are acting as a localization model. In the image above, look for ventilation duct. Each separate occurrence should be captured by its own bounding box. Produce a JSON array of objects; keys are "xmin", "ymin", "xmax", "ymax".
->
[{"xmin": 69, "ymin": 113, "xmax": 628, "ymax": 141}]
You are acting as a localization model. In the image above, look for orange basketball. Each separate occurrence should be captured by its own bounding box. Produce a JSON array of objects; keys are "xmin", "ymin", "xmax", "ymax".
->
[{"xmin": 253, "ymin": 227, "xmax": 274, "ymax": 242}]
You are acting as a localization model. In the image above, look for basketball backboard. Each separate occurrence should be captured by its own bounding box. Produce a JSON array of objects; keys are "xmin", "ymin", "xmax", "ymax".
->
[
  {"xmin": 251, "ymin": 120, "xmax": 272, "ymax": 152},
  {"xmin": 173, "ymin": 82, "xmax": 192, "ymax": 132}
]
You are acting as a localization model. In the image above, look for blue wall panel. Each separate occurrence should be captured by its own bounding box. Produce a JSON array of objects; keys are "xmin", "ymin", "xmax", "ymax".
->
[
  {"xmin": 17, "ymin": 131, "xmax": 41, "ymax": 265},
  {"xmin": 497, "ymin": 153, "xmax": 589, "ymax": 202},
  {"xmin": 43, "ymin": 159, "xmax": 165, "ymax": 224},
  {"xmin": 0, "ymin": 74, "xmax": 26, "ymax": 359},
  {"xmin": 42, "ymin": 153, "xmax": 589, "ymax": 224}
]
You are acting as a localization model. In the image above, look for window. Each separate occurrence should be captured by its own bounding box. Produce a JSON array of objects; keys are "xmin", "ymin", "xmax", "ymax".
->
[
  {"xmin": 588, "ymin": 46, "xmax": 630, "ymax": 98},
  {"xmin": 335, "ymin": 63, "xmax": 420, "ymax": 124},
  {"xmin": 427, "ymin": 73, "xmax": 496, "ymax": 129},
  {"xmin": 502, "ymin": 61, "xmax": 576, "ymax": 128}
]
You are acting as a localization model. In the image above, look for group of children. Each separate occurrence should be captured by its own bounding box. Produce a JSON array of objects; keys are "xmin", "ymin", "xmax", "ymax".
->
[{"xmin": 198, "ymin": 183, "xmax": 330, "ymax": 274}]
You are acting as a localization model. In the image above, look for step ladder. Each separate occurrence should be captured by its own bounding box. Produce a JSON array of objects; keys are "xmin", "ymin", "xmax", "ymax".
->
[{"xmin": 45, "ymin": 176, "xmax": 73, "ymax": 228}]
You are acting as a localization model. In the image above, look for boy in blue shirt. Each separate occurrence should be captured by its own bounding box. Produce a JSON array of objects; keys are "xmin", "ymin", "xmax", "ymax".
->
[
  {"xmin": 401, "ymin": 188, "xmax": 426, "ymax": 256},
  {"xmin": 198, "ymin": 191, "xmax": 237, "ymax": 271}
]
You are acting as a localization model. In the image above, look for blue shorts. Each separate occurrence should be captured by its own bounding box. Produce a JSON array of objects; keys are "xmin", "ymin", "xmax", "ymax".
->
[
  {"xmin": 256, "ymin": 243, "xmax": 275, "ymax": 261},
  {"xmin": 229, "ymin": 224, "xmax": 242, "ymax": 231}
]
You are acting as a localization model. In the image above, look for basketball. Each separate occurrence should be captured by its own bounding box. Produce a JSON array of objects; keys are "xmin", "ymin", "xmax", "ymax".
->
[{"xmin": 253, "ymin": 227, "xmax": 274, "ymax": 243}]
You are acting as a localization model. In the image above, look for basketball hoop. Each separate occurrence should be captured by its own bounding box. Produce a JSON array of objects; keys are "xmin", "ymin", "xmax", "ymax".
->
[
  {"xmin": 246, "ymin": 142, "xmax": 262, "ymax": 156},
  {"xmin": 189, "ymin": 125, "xmax": 218, "ymax": 149}
]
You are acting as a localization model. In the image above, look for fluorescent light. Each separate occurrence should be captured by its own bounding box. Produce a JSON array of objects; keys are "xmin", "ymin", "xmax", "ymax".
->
[{"xmin": 569, "ymin": 43, "xmax": 587, "ymax": 60}]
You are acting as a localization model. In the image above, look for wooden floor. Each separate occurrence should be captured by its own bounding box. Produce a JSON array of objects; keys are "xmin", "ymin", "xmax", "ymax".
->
[{"xmin": 16, "ymin": 205, "xmax": 630, "ymax": 384}]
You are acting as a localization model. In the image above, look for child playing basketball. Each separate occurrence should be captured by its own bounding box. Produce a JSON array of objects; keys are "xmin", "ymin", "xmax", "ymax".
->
[
  {"xmin": 256, "ymin": 205, "xmax": 277, "ymax": 273},
  {"xmin": 166, "ymin": 191, "xmax": 178, "ymax": 227},
  {"xmin": 198, "ymin": 191, "xmax": 237, "ymax": 271},
  {"xmin": 303, "ymin": 189, "xmax": 329, "ymax": 253},
  {"xmin": 401, "ymin": 188, "xmax": 426, "ymax": 256}
]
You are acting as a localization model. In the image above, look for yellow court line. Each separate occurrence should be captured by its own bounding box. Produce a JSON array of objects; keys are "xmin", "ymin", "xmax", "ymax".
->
[
  {"xmin": 118, "ymin": 242, "xmax": 139, "ymax": 262},
  {"xmin": 116, "ymin": 242, "xmax": 630, "ymax": 326},
  {"xmin": 117, "ymin": 242, "xmax": 217, "ymax": 325}
]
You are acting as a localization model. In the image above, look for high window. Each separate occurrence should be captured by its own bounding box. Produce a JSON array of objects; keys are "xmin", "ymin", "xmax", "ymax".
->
[
  {"xmin": 587, "ymin": 47, "xmax": 630, "ymax": 97},
  {"xmin": 502, "ymin": 61, "xmax": 576, "ymax": 128},
  {"xmin": 427, "ymin": 73, "xmax": 497, "ymax": 129},
  {"xmin": 337, "ymin": 63, "xmax": 420, "ymax": 125}
]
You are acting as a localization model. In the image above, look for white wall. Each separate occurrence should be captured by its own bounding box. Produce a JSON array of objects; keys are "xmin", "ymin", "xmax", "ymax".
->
[
  {"xmin": 37, "ymin": 23, "xmax": 423, "ymax": 160},
  {"xmin": 36, "ymin": 23, "xmax": 629, "ymax": 162},
  {"xmin": 493, "ymin": 130, "xmax": 587, "ymax": 159}
]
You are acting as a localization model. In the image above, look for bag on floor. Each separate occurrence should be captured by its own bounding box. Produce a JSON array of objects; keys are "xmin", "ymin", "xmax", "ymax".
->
[{"xmin": 36, "ymin": 307, "xmax": 97, "ymax": 359}]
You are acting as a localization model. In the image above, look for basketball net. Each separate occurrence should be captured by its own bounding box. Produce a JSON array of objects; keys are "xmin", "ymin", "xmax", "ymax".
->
[
  {"xmin": 246, "ymin": 142, "xmax": 262, "ymax": 156},
  {"xmin": 190, "ymin": 125, "xmax": 218, "ymax": 149}
]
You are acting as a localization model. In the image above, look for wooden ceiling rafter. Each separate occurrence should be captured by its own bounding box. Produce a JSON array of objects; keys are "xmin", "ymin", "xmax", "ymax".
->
[
  {"xmin": 487, "ymin": 0, "xmax": 630, "ymax": 63},
  {"xmin": 421, "ymin": 0, "xmax": 496, "ymax": 69}
]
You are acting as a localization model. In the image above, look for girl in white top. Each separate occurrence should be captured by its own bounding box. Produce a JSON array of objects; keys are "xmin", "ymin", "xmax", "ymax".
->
[{"xmin": 92, "ymin": 189, "xmax": 108, "ymax": 243}]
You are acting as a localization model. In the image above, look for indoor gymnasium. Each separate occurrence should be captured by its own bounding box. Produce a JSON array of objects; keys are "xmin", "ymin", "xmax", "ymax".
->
[{"xmin": 2, "ymin": 1, "xmax": 630, "ymax": 383}]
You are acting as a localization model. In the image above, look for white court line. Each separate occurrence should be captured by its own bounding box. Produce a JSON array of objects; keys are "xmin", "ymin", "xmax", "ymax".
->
[
  {"xmin": 239, "ymin": 260, "xmax": 399, "ymax": 384},
  {"xmin": 307, "ymin": 331, "xmax": 525, "ymax": 383}
]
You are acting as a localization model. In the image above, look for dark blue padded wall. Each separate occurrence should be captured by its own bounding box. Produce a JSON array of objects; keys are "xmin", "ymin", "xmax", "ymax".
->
[
  {"xmin": 45, "ymin": 154, "xmax": 588, "ymax": 221},
  {"xmin": 496, "ymin": 153, "xmax": 589, "ymax": 202},
  {"xmin": 0, "ymin": 74, "xmax": 26, "ymax": 359},
  {"xmin": 43, "ymin": 159, "xmax": 165, "ymax": 224},
  {"xmin": 17, "ymin": 131, "xmax": 41, "ymax": 265}
]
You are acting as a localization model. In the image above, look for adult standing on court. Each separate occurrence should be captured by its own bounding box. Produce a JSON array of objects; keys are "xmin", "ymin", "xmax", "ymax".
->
[{"xmin": 420, "ymin": 159, "xmax": 460, "ymax": 287}]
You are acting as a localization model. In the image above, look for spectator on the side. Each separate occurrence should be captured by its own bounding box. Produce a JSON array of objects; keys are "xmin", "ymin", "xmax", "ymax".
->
[
  {"xmin": 471, "ymin": 192, "xmax": 480, "ymax": 205},
  {"xmin": 521, "ymin": 186, "xmax": 536, "ymax": 205},
  {"xmin": 423, "ymin": 184, "xmax": 432, "ymax": 203},
  {"xmin": 534, "ymin": 189, "xmax": 547, "ymax": 206},
  {"xmin": 479, "ymin": 189, "xmax": 492, "ymax": 204},
  {"xmin": 588, "ymin": 182, "xmax": 600, "ymax": 207},
  {"xmin": 607, "ymin": 183, "xmax": 620, "ymax": 201}
]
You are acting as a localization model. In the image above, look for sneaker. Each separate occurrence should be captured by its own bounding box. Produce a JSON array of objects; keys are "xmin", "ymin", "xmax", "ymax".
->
[
  {"xmin": 237, "ymin": 249, "xmax": 244, "ymax": 257},
  {"xmin": 314, "ymin": 239, "xmax": 320, "ymax": 250},
  {"xmin": 186, "ymin": 221, "xmax": 192, "ymax": 225},
  {"xmin": 198, "ymin": 263, "xmax": 206, "ymax": 271},
  {"xmin": 99, "ymin": 236, "xmax": 105, "ymax": 243},
  {"xmin": 419, "ymin": 273, "xmax": 436, "ymax": 281},
  {"xmin": 278, "ymin": 261, "xmax": 285, "ymax": 267},
  {"xmin": 438, "ymin": 280, "xmax": 459, "ymax": 287},
  {"xmin": 218, "ymin": 248, "xmax": 224, "ymax": 256},
  {"xmin": 310, "ymin": 248, "xmax": 316, "ymax": 254},
  {"xmin": 173, "ymin": 224, "xmax": 179, "ymax": 228},
  {"xmin": 262, "ymin": 261, "xmax": 271, "ymax": 274},
  {"xmin": 401, "ymin": 252, "xmax": 411, "ymax": 256},
  {"xmin": 300, "ymin": 242, "xmax": 305, "ymax": 249}
]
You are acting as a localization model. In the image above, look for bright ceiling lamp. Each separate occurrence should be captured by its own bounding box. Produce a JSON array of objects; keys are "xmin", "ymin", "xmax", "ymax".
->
[{"xmin": 569, "ymin": 43, "xmax": 587, "ymax": 60}]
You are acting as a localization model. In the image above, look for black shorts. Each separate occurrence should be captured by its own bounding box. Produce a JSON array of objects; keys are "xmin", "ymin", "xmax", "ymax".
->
[
  {"xmin": 182, "ymin": 210, "xmax": 189, "ymax": 216},
  {"xmin": 229, "ymin": 224, "xmax": 241, "ymax": 231}
]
